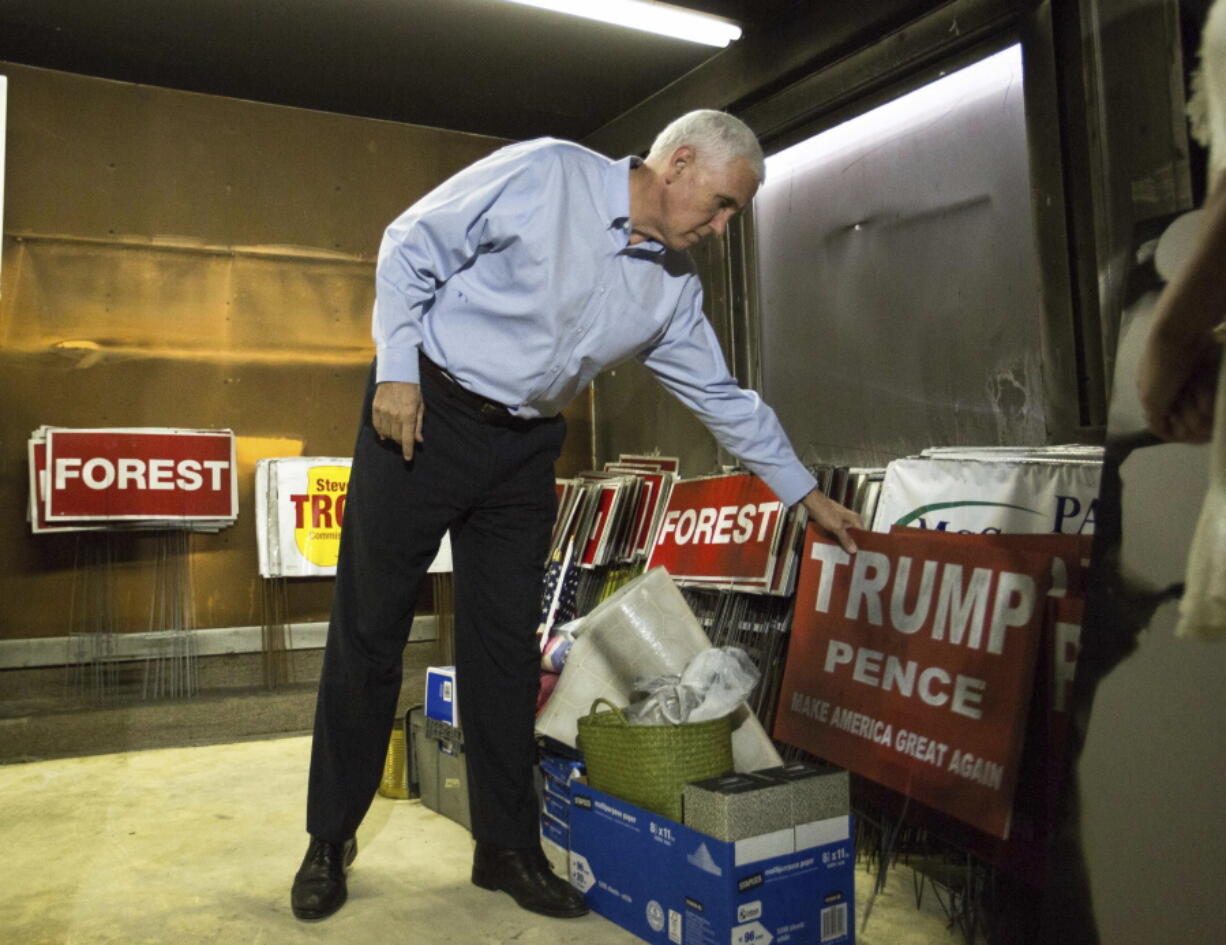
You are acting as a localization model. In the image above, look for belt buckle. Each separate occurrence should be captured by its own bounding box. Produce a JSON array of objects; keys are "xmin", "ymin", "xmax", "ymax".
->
[{"xmin": 479, "ymin": 402, "xmax": 504, "ymax": 420}]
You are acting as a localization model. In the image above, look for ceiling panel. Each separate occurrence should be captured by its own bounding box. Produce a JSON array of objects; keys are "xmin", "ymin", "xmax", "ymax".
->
[{"xmin": 0, "ymin": 0, "xmax": 808, "ymax": 141}]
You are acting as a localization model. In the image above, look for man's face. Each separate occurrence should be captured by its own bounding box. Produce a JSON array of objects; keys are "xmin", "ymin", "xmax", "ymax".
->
[{"xmin": 657, "ymin": 147, "xmax": 759, "ymax": 251}]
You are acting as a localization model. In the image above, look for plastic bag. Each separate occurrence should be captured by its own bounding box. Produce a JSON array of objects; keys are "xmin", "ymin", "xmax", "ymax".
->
[
  {"xmin": 682, "ymin": 647, "xmax": 761, "ymax": 722},
  {"xmin": 622, "ymin": 676, "xmax": 698, "ymax": 724},
  {"xmin": 622, "ymin": 646, "xmax": 760, "ymax": 725}
]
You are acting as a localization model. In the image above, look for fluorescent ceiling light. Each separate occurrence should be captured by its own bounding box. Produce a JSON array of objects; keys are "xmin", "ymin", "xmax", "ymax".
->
[
  {"xmin": 765, "ymin": 44, "xmax": 1025, "ymax": 180},
  {"xmin": 504, "ymin": 0, "xmax": 742, "ymax": 47}
]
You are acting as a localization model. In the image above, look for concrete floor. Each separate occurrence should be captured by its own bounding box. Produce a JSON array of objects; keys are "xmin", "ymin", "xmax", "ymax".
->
[{"xmin": 0, "ymin": 735, "xmax": 966, "ymax": 945}]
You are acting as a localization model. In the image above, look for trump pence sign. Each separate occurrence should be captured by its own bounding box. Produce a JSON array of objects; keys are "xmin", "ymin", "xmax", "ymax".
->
[{"xmin": 774, "ymin": 529, "xmax": 1052, "ymax": 838}]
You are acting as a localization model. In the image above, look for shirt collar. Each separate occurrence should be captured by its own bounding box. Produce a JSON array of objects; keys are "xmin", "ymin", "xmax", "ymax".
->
[{"xmin": 607, "ymin": 155, "xmax": 666, "ymax": 254}]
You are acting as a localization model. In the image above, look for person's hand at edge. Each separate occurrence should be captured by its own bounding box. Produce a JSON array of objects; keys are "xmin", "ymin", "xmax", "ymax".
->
[{"xmin": 800, "ymin": 488, "xmax": 863, "ymax": 554}]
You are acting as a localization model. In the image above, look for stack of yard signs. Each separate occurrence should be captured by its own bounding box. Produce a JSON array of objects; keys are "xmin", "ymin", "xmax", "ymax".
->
[
  {"xmin": 27, "ymin": 426, "xmax": 239, "ymax": 701},
  {"xmin": 540, "ymin": 456, "xmax": 677, "ymax": 639},
  {"xmin": 28, "ymin": 426, "xmax": 237, "ymax": 533}
]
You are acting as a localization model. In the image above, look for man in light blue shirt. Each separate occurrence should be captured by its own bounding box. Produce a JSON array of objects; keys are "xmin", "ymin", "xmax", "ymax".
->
[{"xmin": 293, "ymin": 110, "xmax": 862, "ymax": 922}]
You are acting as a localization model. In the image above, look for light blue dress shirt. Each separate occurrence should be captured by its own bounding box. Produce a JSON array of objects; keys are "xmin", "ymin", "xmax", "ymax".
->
[{"xmin": 372, "ymin": 138, "xmax": 817, "ymax": 506}]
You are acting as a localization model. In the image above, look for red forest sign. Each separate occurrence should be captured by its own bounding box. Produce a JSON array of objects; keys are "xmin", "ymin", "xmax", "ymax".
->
[
  {"xmin": 27, "ymin": 440, "xmax": 102, "ymax": 533},
  {"xmin": 774, "ymin": 529, "xmax": 1052, "ymax": 838},
  {"xmin": 645, "ymin": 473, "xmax": 785, "ymax": 591},
  {"xmin": 44, "ymin": 428, "xmax": 237, "ymax": 521}
]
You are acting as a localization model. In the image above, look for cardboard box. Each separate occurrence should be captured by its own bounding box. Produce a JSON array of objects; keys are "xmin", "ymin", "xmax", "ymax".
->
[
  {"xmin": 541, "ymin": 825, "xmax": 570, "ymax": 880},
  {"xmin": 569, "ymin": 783, "xmax": 855, "ymax": 945},
  {"xmin": 543, "ymin": 789, "xmax": 571, "ymax": 825},
  {"xmin": 540, "ymin": 752, "xmax": 585, "ymax": 786},
  {"xmin": 539, "ymin": 751, "xmax": 584, "ymax": 880},
  {"xmin": 541, "ymin": 810, "xmax": 569, "ymax": 849},
  {"xmin": 756, "ymin": 762, "xmax": 850, "ymax": 826},
  {"xmin": 425, "ymin": 666, "xmax": 459, "ymax": 726},
  {"xmin": 544, "ymin": 772, "xmax": 572, "ymax": 803},
  {"xmin": 683, "ymin": 772, "xmax": 795, "ymax": 842}
]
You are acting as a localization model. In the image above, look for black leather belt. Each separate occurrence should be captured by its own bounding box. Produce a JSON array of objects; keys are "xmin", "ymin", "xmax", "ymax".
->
[{"xmin": 419, "ymin": 353, "xmax": 517, "ymax": 423}]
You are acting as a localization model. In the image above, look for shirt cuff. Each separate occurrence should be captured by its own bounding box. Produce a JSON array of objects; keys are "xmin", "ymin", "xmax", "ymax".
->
[
  {"xmin": 376, "ymin": 346, "xmax": 421, "ymax": 385},
  {"xmin": 765, "ymin": 465, "xmax": 818, "ymax": 508}
]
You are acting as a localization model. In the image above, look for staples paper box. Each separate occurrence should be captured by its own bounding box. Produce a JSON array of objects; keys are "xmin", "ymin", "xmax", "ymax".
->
[
  {"xmin": 568, "ymin": 784, "xmax": 854, "ymax": 945},
  {"xmin": 541, "ymin": 810, "xmax": 569, "ymax": 849},
  {"xmin": 425, "ymin": 666, "xmax": 459, "ymax": 727},
  {"xmin": 543, "ymin": 789, "xmax": 570, "ymax": 825}
]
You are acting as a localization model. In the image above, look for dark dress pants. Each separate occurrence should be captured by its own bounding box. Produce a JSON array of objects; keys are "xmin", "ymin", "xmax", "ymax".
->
[{"xmin": 306, "ymin": 361, "xmax": 565, "ymax": 849}]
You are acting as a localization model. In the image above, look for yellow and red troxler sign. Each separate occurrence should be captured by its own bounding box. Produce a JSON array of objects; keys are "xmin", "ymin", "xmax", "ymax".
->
[
  {"xmin": 288, "ymin": 463, "xmax": 349, "ymax": 569},
  {"xmin": 256, "ymin": 457, "xmax": 450, "ymax": 578}
]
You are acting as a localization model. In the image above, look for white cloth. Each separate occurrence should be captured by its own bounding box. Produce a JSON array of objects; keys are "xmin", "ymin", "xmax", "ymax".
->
[
  {"xmin": 1178, "ymin": 0, "xmax": 1226, "ymax": 641},
  {"xmin": 1179, "ymin": 369, "xmax": 1226, "ymax": 640},
  {"xmin": 1188, "ymin": 0, "xmax": 1226, "ymax": 186}
]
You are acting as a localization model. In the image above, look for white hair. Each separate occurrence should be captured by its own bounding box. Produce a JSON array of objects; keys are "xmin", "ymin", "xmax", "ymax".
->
[{"xmin": 647, "ymin": 109, "xmax": 766, "ymax": 184}]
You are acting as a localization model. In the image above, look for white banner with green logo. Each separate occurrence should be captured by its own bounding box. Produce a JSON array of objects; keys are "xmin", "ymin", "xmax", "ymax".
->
[{"xmin": 871, "ymin": 450, "xmax": 1103, "ymax": 535}]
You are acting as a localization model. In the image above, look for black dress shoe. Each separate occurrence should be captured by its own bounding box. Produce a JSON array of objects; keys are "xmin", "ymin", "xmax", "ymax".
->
[
  {"xmin": 291, "ymin": 835, "xmax": 357, "ymax": 921},
  {"xmin": 471, "ymin": 843, "xmax": 588, "ymax": 918}
]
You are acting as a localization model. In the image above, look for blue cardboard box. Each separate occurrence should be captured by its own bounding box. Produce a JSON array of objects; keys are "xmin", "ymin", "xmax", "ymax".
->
[
  {"xmin": 568, "ymin": 784, "xmax": 854, "ymax": 945},
  {"xmin": 544, "ymin": 772, "xmax": 571, "ymax": 802},
  {"xmin": 543, "ymin": 789, "xmax": 570, "ymax": 825},
  {"xmin": 424, "ymin": 666, "xmax": 459, "ymax": 727},
  {"xmin": 540, "ymin": 753, "xmax": 585, "ymax": 786},
  {"xmin": 539, "ymin": 751, "xmax": 584, "ymax": 877},
  {"xmin": 541, "ymin": 810, "xmax": 569, "ymax": 849}
]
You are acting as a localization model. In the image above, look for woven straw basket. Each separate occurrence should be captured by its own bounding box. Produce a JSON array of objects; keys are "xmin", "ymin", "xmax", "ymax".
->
[{"xmin": 577, "ymin": 697, "xmax": 733, "ymax": 821}]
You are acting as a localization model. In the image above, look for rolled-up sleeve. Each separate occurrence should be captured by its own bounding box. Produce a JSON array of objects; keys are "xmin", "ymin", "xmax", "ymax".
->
[{"xmin": 640, "ymin": 280, "xmax": 817, "ymax": 506}]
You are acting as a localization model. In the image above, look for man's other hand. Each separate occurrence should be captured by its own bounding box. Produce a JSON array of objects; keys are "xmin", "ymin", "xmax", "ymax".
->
[
  {"xmin": 799, "ymin": 488, "xmax": 863, "ymax": 555},
  {"xmin": 372, "ymin": 381, "xmax": 425, "ymax": 461}
]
